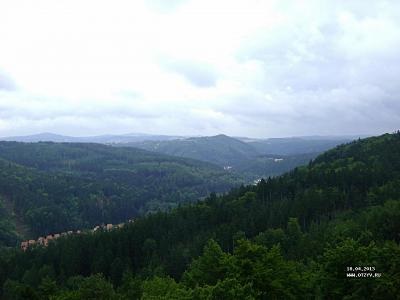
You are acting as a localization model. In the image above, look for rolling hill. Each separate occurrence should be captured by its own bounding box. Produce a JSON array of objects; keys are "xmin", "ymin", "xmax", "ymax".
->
[
  {"xmin": 246, "ymin": 136, "xmax": 354, "ymax": 155},
  {"xmin": 0, "ymin": 132, "xmax": 398, "ymax": 299},
  {"xmin": 126, "ymin": 134, "xmax": 259, "ymax": 167},
  {"xmin": 0, "ymin": 132, "xmax": 181, "ymax": 144},
  {"xmin": 0, "ymin": 142, "xmax": 243, "ymax": 243},
  {"xmin": 1, "ymin": 133, "xmax": 352, "ymax": 180},
  {"xmin": 126, "ymin": 134, "xmax": 351, "ymax": 179}
]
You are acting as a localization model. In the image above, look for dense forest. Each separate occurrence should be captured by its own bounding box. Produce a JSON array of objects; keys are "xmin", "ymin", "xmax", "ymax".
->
[
  {"xmin": 0, "ymin": 142, "xmax": 242, "ymax": 243},
  {"xmin": 126, "ymin": 134, "xmax": 259, "ymax": 167},
  {"xmin": 1, "ymin": 133, "xmax": 346, "ymax": 182},
  {"xmin": 247, "ymin": 136, "xmax": 352, "ymax": 155},
  {"xmin": 234, "ymin": 152, "xmax": 318, "ymax": 179},
  {"xmin": 0, "ymin": 132, "xmax": 399, "ymax": 299},
  {"xmin": 125, "ymin": 134, "xmax": 342, "ymax": 179}
]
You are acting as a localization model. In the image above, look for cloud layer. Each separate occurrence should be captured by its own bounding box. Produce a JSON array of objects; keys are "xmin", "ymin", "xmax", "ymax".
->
[{"xmin": 0, "ymin": 0, "xmax": 399, "ymax": 137}]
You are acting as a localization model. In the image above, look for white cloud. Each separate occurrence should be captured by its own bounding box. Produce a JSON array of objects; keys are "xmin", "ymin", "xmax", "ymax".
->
[{"xmin": 0, "ymin": 0, "xmax": 399, "ymax": 138}]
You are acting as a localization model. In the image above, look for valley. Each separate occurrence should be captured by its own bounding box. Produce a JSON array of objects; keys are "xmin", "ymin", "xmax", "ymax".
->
[
  {"xmin": 0, "ymin": 141, "xmax": 242, "ymax": 242},
  {"xmin": 0, "ymin": 134, "xmax": 354, "ymax": 245},
  {"xmin": 0, "ymin": 132, "xmax": 398, "ymax": 299}
]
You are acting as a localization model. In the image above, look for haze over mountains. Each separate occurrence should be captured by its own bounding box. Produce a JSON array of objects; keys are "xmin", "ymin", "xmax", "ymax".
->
[
  {"xmin": 0, "ymin": 132, "xmax": 354, "ymax": 246},
  {"xmin": 127, "ymin": 134, "xmax": 259, "ymax": 167},
  {"xmin": 1, "ymin": 132, "xmax": 359, "ymax": 147},
  {"xmin": 1, "ymin": 132, "xmax": 355, "ymax": 180},
  {"xmin": 0, "ymin": 132, "xmax": 181, "ymax": 144},
  {"xmin": 0, "ymin": 0, "xmax": 399, "ymax": 297},
  {"xmin": 1, "ymin": 132, "xmax": 355, "ymax": 157},
  {"xmin": 1, "ymin": 132, "xmax": 399, "ymax": 298}
]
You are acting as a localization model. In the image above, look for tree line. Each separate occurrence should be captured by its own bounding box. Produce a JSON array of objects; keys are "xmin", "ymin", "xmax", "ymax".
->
[
  {"xmin": 0, "ymin": 142, "xmax": 242, "ymax": 243},
  {"xmin": 0, "ymin": 132, "xmax": 399, "ymax": 299}
]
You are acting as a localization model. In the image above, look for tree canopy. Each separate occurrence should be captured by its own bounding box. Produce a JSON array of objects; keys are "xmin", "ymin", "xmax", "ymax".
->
[{"xmin": 0, "ymin": 132, "xmax": 400, "ymax": 299}]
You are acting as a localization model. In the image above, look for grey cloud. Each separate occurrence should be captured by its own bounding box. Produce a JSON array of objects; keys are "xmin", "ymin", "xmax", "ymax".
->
[
  {"xmin": 0, "ymin": 71, "xmax": 16, "ymax": 91},
  {"xmin": 214, "ymin": 80, "xmax": 400, "ymax": 137},
  {"xmin": 224, "ymin": 1, "xmax": 400, "ymax": 136},
  {"xmin": 0, "ymin": 92, "xmax": 160, "ymax": 122},
  {"xmin": 161, "ymin": 59, "xmax": 218, "ymax": 87},
  {"xmin": 117, "ymin": 90, "xmax": 142, "ymax": 99},
  {"xmin": 145, "ymin": 0, "xmax": 188, "ymax": 13},
  {"xmin": 1, "ymin": 1, "xmax": 399, "ymax": 138},
  {"xmin": 237, "ymin": 2, "xmax": 400, "ymax": 94},
  {"xmin": 238, "ymin": 25, "xmax": 350, "ymax": 91}
]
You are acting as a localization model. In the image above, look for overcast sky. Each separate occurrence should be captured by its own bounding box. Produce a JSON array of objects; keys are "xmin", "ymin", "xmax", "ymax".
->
[{"xmin": 0, "ymin": 0, "xmax": 399, "ymax": 138}]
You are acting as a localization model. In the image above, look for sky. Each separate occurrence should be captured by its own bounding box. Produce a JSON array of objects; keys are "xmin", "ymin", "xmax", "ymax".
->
[{"xmin": 0, "ymin": 0, "xmax": 399, "ymax": 138}]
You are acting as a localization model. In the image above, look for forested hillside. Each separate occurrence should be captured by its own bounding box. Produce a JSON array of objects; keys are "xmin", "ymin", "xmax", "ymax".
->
[
  {"xmin": 0, "ymin": 142, "xmax": 242, "ymax": 243},
  {"xmin": 126, "ymin": 134, "xmax": 344, "ymax": 179},
  {"xmin": 0, "ymin": 132, "xmax": 399, "ymax": 299},
  {"xmin": 247, "ymin": 136, "xmax": 352, "ymax": 155},
  {"xmin": 235, "ymin": 152, "xmax": 318, "ymax": 179},
  {"xmin": 126, "ymin": 134, "xmax": 259, "ymax": 167},
  {"xmin": 2, "ymin": 133, "xmax": 348, "ymax": 181}
]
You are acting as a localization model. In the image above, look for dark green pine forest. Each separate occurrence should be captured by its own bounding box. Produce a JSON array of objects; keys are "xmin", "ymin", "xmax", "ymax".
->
[
  {"xmin": 0, "ymin": 142, "xmax": 242, "ymax": 244},
  {"xmin": 0, "ymin": 132, "xmax": 400, "ymax": 299},
  {"xmin": 125, "ymin": 134, "xmax": 346, "ymax": 179}
]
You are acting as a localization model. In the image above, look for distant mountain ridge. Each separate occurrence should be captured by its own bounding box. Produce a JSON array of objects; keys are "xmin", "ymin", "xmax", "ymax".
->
[
  {"xmin": 247, "ymin": 136, "xmax": 354, "ymax": 155},
  {"xmin": 127, "ymin": 134, "xmax": 259, "ymax": 167},
  {"xmin": 1, "ymin": 132, "xmax": 353, "ymax": 180},
  {"xmin": 0, "ymin": 132, "xmax": 182, "ymax": 144},
  {"xmin": 1, "ymin": 132, "xmax": 358, "ymax": 149},
  {"xmin": 2, "ymin": 132, "xmax": 399, "ymax": 299},
  {"xmin": 125, "ymin": 134, "xmax": 353, "ymax": 177}
]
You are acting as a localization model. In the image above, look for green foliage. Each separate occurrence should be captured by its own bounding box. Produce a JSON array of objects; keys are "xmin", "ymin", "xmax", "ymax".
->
[
  {"xmin": 38, "ymin": 277, "xmax": 57, "ymax": 300},
  {"xmin": 117, "ymin": 272, "xmax": 142, "ymax": 299},
  {"xmin": 318, "ymin": 239, "xmax": 400, "ymax": 299},
  {"xmin": 129, "ymin": 134, "xmax": 324, "ymax": 180},
  {"xmin": 128, "ymin": 134, "xmax": 259, "ymax": 168},
  {"xmin": 2, "ymin": 279, "xmax": 39, "ymax": 300},
  {"xmin": 0, "ymin": 197, "xmax": 19, "ymax": 247},
  {"xmin": 0, "ymin": 142, "xmax": 242, "ymax": 240},
  {"xmin": 71, "ymin": 274, "xmax": 117, "ymax": 300},
  {"xmin": 0, "ymin": 132, "xmax": 400, "ymax": 299},
  {"xmin": 141, "ymin": 276, "xmax": 191, "ymax": 299},
  {"xmin": 182, "ymin": 239, "xmax": 231, "ymax": 287}
]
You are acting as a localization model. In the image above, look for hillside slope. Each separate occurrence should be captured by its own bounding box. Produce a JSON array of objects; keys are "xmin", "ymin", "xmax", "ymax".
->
[
  {"xmin": 1, "ymin": 132, "xmax": 399, "ymax": 298},
  {"xmin": 127, "ymin": 134, "xmax": 259, "ymax": 167},
  {"xmin": 0, "ymin": 142, "xmax": 243, "ymax": 241},
  {"xmin": 127, "ymin": 135, "xmax": 350, "ymax": 179},
  {"xmin": 2, "ymin": 133, "xmax": 351, "ymax": 180},
  {"xmin": 247, "ymin": 136, "xmax": 351, "ymax": 155}
]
